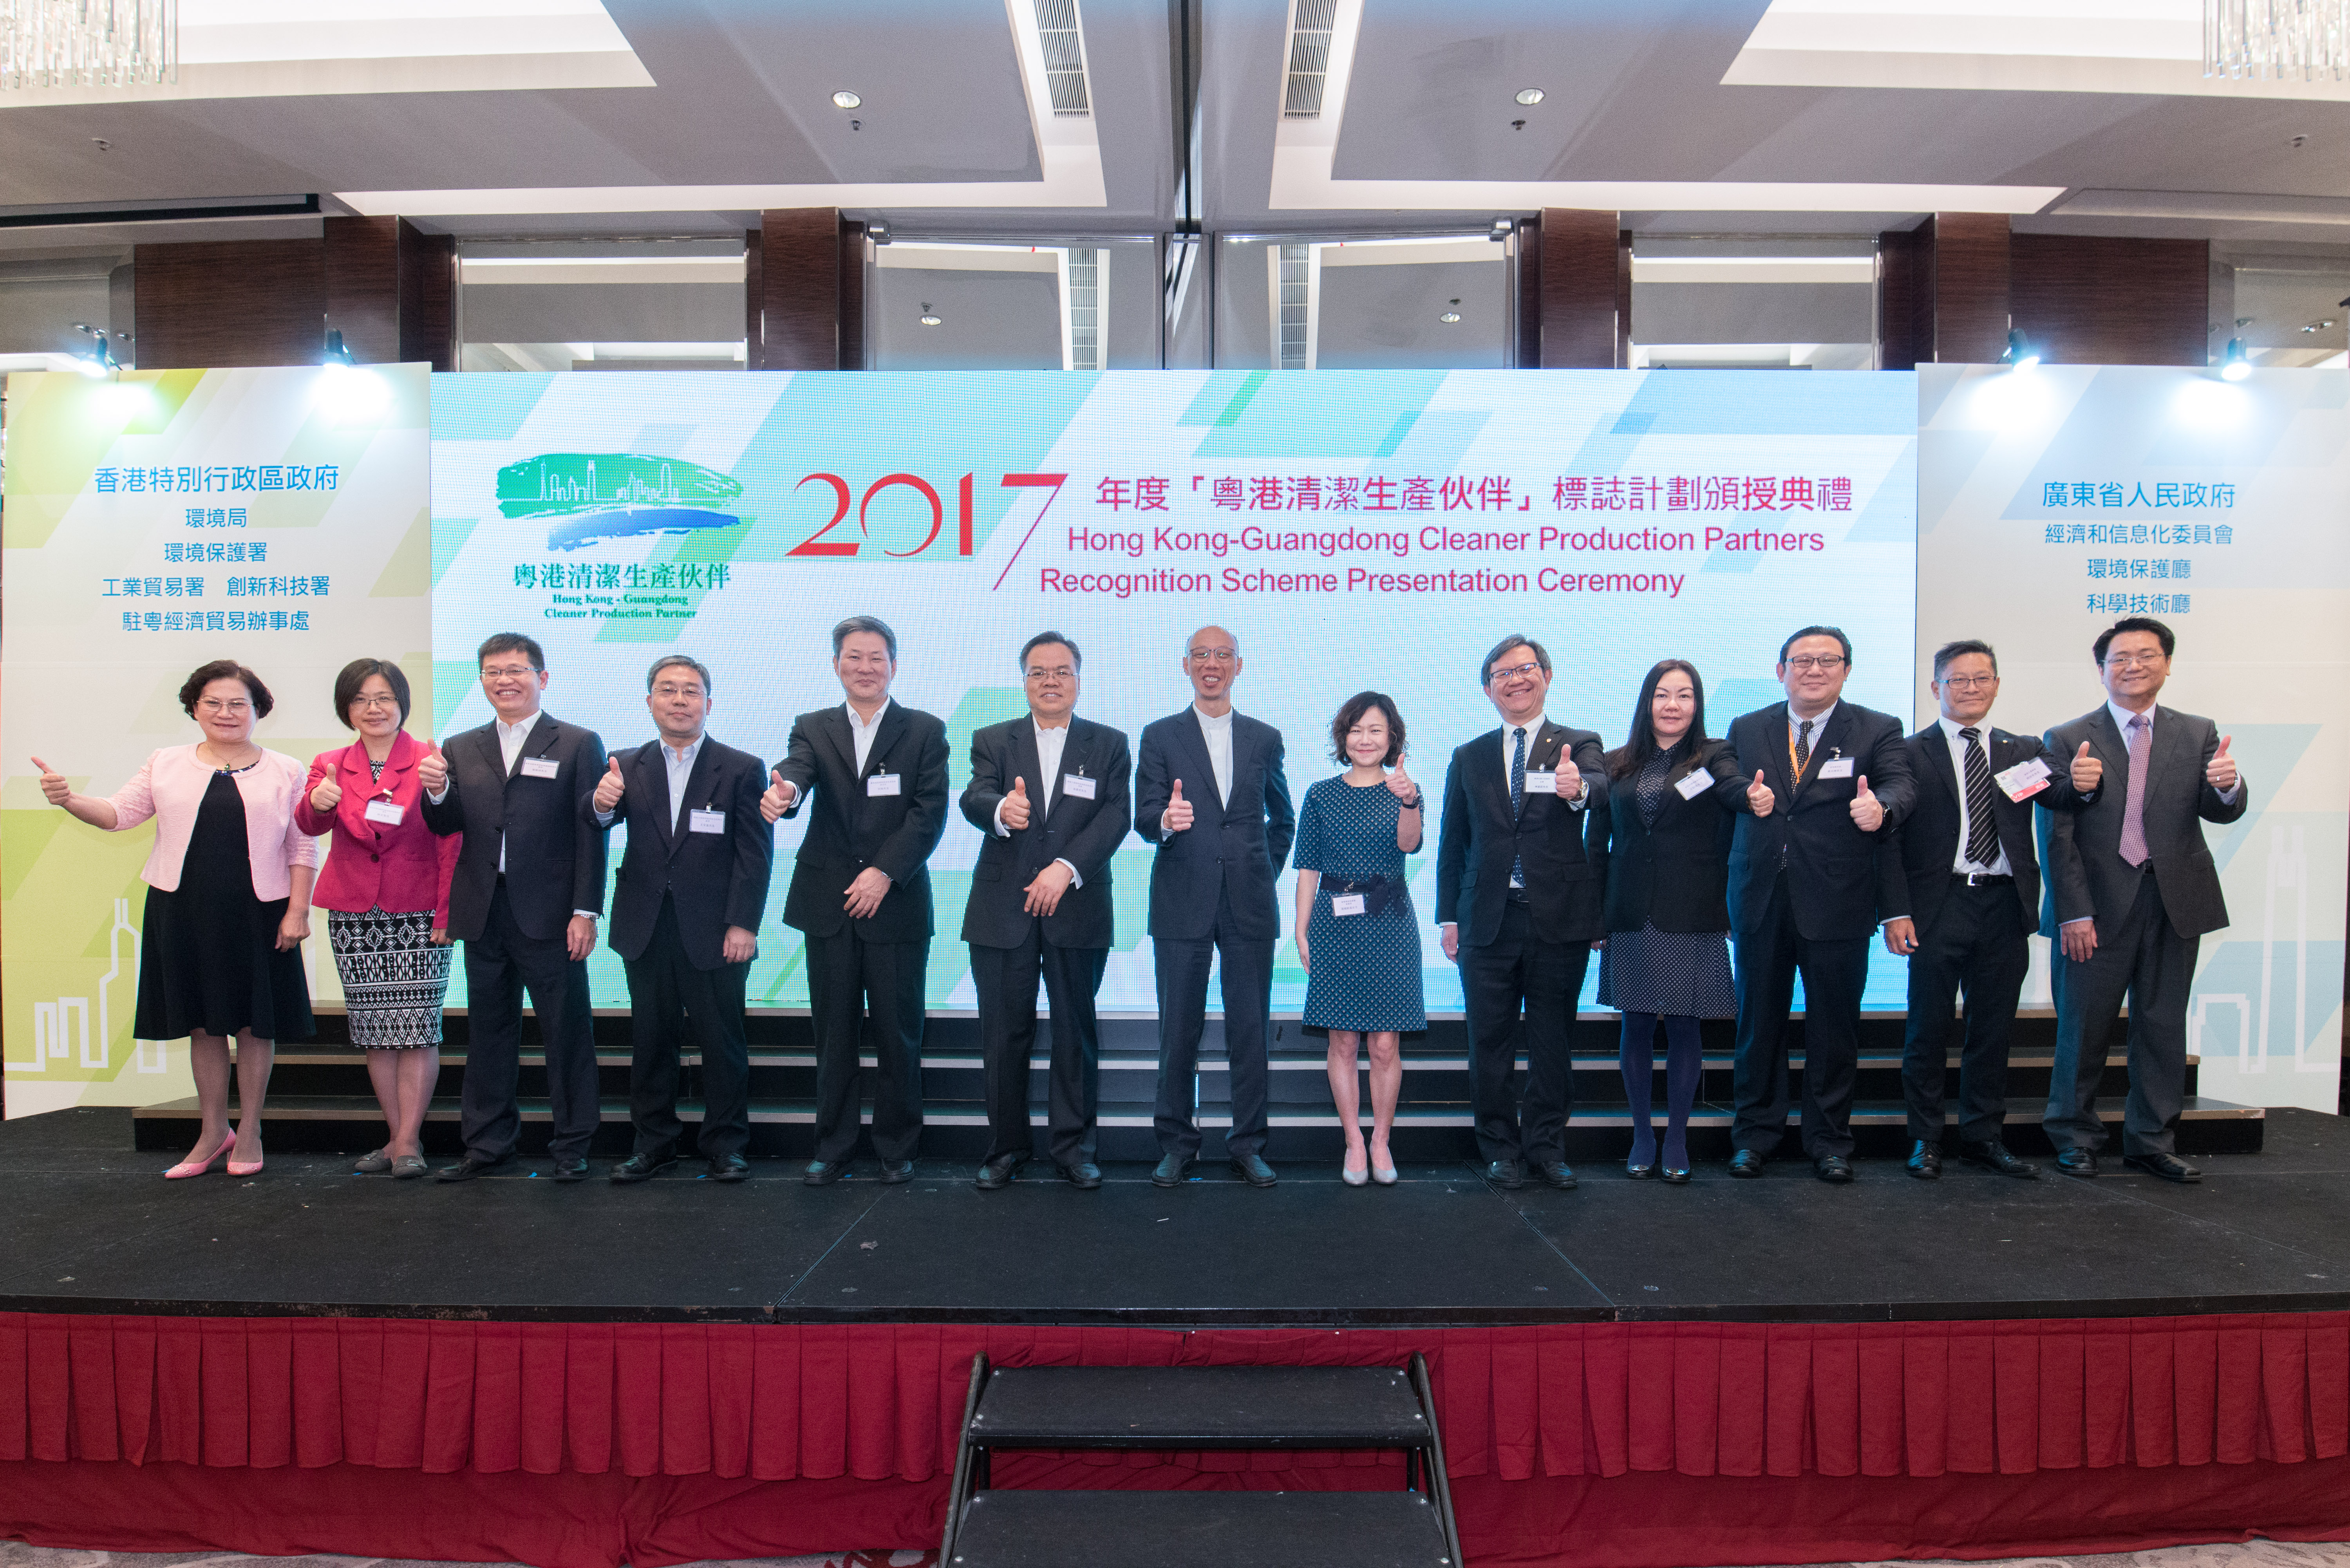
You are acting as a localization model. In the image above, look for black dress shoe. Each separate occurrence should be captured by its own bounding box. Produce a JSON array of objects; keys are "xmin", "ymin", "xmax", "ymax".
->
[
  {"xmin": 707, "ymin": 1153, "xmax": 750, "ymax": 1183},
  {"xmin": 550, "ymin": 1158, "xmax": 591, "ymax": 1183},
  {"xmin": 1661, "ymin": 1165, "xmax": 1691, "ymax": 1185},
  {"xmin": 1625, "ymin": 1162, "xmax": 1657, "ymax": 1180},
  {"xmin": 434, "ymin": 1155, "xmax": 505, "ymax": 1183},
  {"xmin": 1152, "ymin": 1152, "xmax": 1195, "ymax": 1187},
  {"xmin": 1957, "ymin": 1140, "xmax": 2039, "ymax": 1178},
  {"xmin": 803, "ymin": 1158, "xmax": 851, "ymax": 1186},
  {"xmin": 1537, "ymin": 1160, "xmax": 1578, "ymax": 1190},
  {"xmin": 877, "ymin": 1159, "xmax": 914, "ymax": 1184},
  {"xmin": 974, "ymin": 1154, "xmax": 1026, "ymax": 1191},
  {"xmin": 1727, "ymin": 1150, "xmax": 1764, "ymax": 1179},
  {"xmin": 1059, "ymin": 1161, "xmax": 1103, "ymax": 1189},
  {"xmin": 1230, "ymin": 1153, "xmax": 1277, "ymax": 1188},
  {"xmin": 609, "ymin": 1151, "xmax": 676, "ymax": 1184},
  {"xmin": 1485, "ymin": 1158, "xmax": 1527, "ymax": 1190},
  {"xmin": 1814, "ymin": 1154, "xmax": 1854, "ymax": 1184},
  {"xmin": 2055, "ymin": 1147, "xmax": 2100, "ymax": 1178},
  {"xmin": 2124, "ymin": 1151, "xmax": 2202, "ymax": 1183},
  {"xmin": 1906, "ymin": 1141, "xmax": 1942, "ymax": 1180}
]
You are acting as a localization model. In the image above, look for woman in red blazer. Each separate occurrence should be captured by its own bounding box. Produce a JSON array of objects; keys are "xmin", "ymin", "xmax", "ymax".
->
[{"xmin": 295, "ymin": 659, "xmax": 461, "ymax": 1178}]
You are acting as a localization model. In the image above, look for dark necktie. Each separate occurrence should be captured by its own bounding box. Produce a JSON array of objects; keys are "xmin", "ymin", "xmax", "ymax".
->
[
  {"xmin": 1794, "ymin": 718, "xmax": 1813, "ymax": 776},
  {"xmin": 1509, "ymin": 726, "xmax": 1527, "ymax": 887},
  {"xmin": 1960, "ymin": 726, "xmax": 1999, "ymax": 867}
]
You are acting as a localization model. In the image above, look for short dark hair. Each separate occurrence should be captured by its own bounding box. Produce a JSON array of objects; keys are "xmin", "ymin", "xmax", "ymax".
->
[
  {"xmin": 1607, "ymin": 659, "xmax": 1708, "ymax": 781},
  {"xmin": 646, "ymin": 654, "xmax": 712, "ymax": 694},
  {"xmin": 477, "ymin": 632, "xmax": 545, "ymax": 671},
  {"xmin": 1931, "ymin": 639, "xmax": 1999, "ymax": 679},
  {"xmin": 179, "ymin": 659, "xmax": 273, "ymax": 719},
  {"xmin": 331, "ymin": 658, "xmax": 411, "ymax": 729},
  {"xmin": 1779, "ymin": 625, "xmax": 1853, "ymax": 665},
  {"xmin": 2093, "ymin": 616, "xmax": 2175, "ymax": 664},
  {"xmin": 1020, "ymin": 631, "xmax": 1081, "ymax": 673},
  {"xmin": 833, "ymin": 616, "xmax": 898, "ymax": 659},
  {"xmin": 1330, "ymin": 691, "xmax": 1405, "ymax": 767},
  {"xmin": 1480, "ymin": 634, "xmax": 1550, "ymax": 687}
]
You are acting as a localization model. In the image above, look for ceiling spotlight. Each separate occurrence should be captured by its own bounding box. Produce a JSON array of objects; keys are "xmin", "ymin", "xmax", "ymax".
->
[
  {"xmin": 919, "ymin": 303, "xmax": 942, "ymax": 327},
  {"xmin": 1439, "ymin": 299, "xmax": 1462, "ymax": 323},
  {"xmin": 322, "ymin": 328, "xmax": 356, "ymax": 368},
  {"xmin": 2002, "ymin": 327, "xmax": 2040, "ymax": 370},
  {"xmin": 71, "ymin": 323, "xmax": 118, "ymax": 379},
  {"xmin": 1514, "ymin": 87, "xmax": 1544, "ymax": 105},
  {"xmin": 832, "ymin": 90, "xmax": 862, "ymax": 109},
  {"xmin": 2220, "ymin": 338, "xmax": 2252, "ymax": 381},
  {"xmin": 1489, "ymin": 218, "xmax": 1513, "ymax": 240}
]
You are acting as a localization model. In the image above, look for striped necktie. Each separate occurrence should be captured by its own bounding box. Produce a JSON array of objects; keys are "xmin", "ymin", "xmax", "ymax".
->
[{"xmin": 1959, "ymin": 726, "xmax": 1999, "ymax": 867}]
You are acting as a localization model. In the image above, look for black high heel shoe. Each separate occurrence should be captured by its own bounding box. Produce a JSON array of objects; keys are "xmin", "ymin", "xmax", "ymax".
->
[
  {"xmin": 1661, "ymin": 1165, "xmax": 1692, "ymax": 1185},
  {"xmin": 1625, "ymin": 1160, "xmax": 1657, "ymax": 1180}
]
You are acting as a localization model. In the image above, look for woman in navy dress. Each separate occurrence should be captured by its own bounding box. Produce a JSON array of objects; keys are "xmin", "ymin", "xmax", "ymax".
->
[
  {"xmin": 1293, "ymin": 692, "xmax": 1424, "ymax": 1187},
  {"xmin": 1586, "ymin": 659, "xmax": 1737, "ymax": 1183}
]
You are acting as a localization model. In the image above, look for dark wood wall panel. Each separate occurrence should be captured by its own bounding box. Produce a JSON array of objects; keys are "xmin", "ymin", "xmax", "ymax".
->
[
  {"xmin": 396, "ymin": 219, "xmax": 457, "ymax": 371},
  {"xmin": 1615, "ymin": 228, "xmax": 1632, "ymax": 369},
  {"xmin": 2013, "ymin": 235, "xmax": 2210, "ymax": 366},
  {"xmin": 837, "ymin": 219, "xmax": 866, "ymax": 370},
  {"xmin": 1513, "ymin": 216, "xmax": 1542, "ymax": 369},
  {"xmin": 1925, "ymin": 213, "xmax": 2012, "ymax": 364},
  {"xmin": 323, "ymin": 216, "xmax": 398, "ymax": 364},
  {"xmin": 743, "ymin": 226, "xmax": 764, "ymax": 364},
  {"xmin": 1538, "ymin": 207, "xmax": 1622, "ymax": 369},
  {"xmin": 756, "ymin": 208, "xmax": 841, "ymax": 371},
  {"xmin": 1876, "ymin": 224, "xmax": 1923, "ymax": 370},
  {"xmin": 132, "ymin": 239, "xmax": 325, "ymax": 369}
]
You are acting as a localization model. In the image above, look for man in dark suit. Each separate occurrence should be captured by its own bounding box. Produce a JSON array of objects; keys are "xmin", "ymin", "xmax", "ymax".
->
[
  {"xmin": 763, "ymin": 616, "xmax": 950, "ymax": 1185},
  {"xmin": 586, "ymin": 656, "xmax": 772, "ymax": 1184},
  {"xmin": 2040, "ymin": 616, "xmax": 2247, "ymax": 1183},
  {"xmin": 1435, "ymin": 634, "xmax": 1609, "ymax": 1192},
  {"xmin": 1133, "ymin": 625, "xmax": 1295, "ymax": 1189},
  {"xmin": 419, "ymin": 633, "xmax": 608, "ymax": 1182},
  {"xmin": 1721, "ymin": 625, "xmax": 1915, "ymax": 1183},
  {"xmin": 960, "ymin": 631, "xmax": 1132, "ymax": 1190},
  {"xmin": 1879, "ymin": 639, "xmax": 2099, "ymax": 1181}
]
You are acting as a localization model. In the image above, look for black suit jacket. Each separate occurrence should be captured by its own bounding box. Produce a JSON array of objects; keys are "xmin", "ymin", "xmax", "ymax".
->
[
  {"xmin": 1133, "ymin": 707, "xmax": 1295, "ymax": 941},
  {"xmin": 959, "ymin": 715, "xmax": 1132, "ymax": 951},
  {"xmin": 1882, "ymin": 723, "xmax": 2094, "ymax": 936},
  {"xmin": 1722, "ymin": 701, "xmax": 1914, "ymax": 942},
  {"xmin": 2038, "ymin": 704, "xmax": 2246, "ymax": 941},
  {"xmin": 421, "ymin": 712, "xmax": 607, "ymax": 944},
  {"xmin": 584, "ymin": 737, "xmax": 773, "ymax": 969},
  {"xmin": 773, "ymin": 703, "xmax": 950, "ymax": 944},
  {"xmin": 1585, "ymin": 739, "xmax": 1738, "ymax": 935},
  {"xmin": 1434, "ymin": 720, "xmax": 1609, "ymax": 947}
]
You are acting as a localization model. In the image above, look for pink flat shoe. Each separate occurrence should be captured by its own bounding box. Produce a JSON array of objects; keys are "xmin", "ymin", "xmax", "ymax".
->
[{"xmin": 165, "ymin": 1130, "xmax": 235, "ymax": 1180}]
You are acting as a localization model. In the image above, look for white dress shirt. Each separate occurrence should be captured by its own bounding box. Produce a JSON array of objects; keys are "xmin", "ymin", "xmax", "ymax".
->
[
  {"xmin": 1495, "ymin": 715, "xmax": 1589, "ymax": 809},
  {"xmin": 657, "ymin": 735, "xmax": 703, "ymax": 833},
  {"xmin": 2106, "ymin": 700, "xmax": 2241, "ymax": 806},
  {"xmin": 1195, "ymin": 704, "xmax": 1235, "ymax": 807},
  {"xmin": 993, "ymin": 717, "xmax": 1083, "ymax": 885},
  {"xmin": 429, "ymin": 709, "xmax": 595, "ymax": 922},
  {"xmin": 1937, "ymin": 715, "xmax": 2011, "ymax": 876},
  {"xmin": 846, "ymin": 698, "xmax": 891, "ymax": 773}
]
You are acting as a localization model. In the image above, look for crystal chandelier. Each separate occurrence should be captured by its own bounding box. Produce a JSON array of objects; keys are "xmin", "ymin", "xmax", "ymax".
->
[
  {"xmin": 2207, "ymin": 0, "xmax": 2350, "ymax": 81},
  {"xmin": 0, "ymin": 0, "xmax": 177, "ymax": 91}
]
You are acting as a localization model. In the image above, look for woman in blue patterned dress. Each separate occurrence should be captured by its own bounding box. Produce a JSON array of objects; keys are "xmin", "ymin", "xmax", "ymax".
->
[{"xmin": 1293, "ymin": 692, "xmax": 1425, "ymax": 1187}]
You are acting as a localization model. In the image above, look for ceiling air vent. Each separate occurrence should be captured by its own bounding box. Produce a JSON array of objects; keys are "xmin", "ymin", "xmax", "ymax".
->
[
  {"xmin": 1283, "ymin": 0, "xmax": 1337, "ymax": 118},
  {"xmin": 1035, "ymin": 0, "xmax": 1091, "ymax": 117}
]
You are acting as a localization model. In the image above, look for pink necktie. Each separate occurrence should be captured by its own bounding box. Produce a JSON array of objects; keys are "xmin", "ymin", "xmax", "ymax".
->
[{"xmin": 2118, "ymin": 714, "xmax": 2150, "ymax": 867}]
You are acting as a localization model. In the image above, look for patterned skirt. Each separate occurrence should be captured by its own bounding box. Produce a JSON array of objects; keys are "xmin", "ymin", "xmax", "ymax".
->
[
  {"xmin": 1597, "ymin": 923, "xmax": 1737, "ymax": 1020},
  {"xmin": 327, "ymin": 907, "xmax": 453, "ymax": 1048}
]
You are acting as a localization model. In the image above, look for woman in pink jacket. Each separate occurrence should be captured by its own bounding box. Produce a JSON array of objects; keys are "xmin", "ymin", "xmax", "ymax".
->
[
  {"xmin": 35, "ymin": 659, "xmax": 316, "ymax": 1178},
  {"xmin": 295, "ymin": 659, "xmax": 460, "ymax": 1178}
]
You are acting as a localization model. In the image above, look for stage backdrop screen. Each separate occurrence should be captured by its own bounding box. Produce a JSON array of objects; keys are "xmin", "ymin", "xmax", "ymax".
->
[{"xmin": 429, "ymin": 369, "xmax": 1919, "ymax": 1014}]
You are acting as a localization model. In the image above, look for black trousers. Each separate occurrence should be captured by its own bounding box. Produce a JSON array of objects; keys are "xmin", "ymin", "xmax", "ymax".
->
[
  {"xmin": 2047, "ymin": 869, "xmax": 2195, "ymax": 1157},
  {"xmin": 803, "ymin": 925, "xmax": 928, "ymax": 1163},
  {"xmin": 460, "ymin": 878, "xmax": 599, "ymax": 1162},
  {"xmin": 1151, "ymin": 880, "xmax": 1274, "ymax": 1160},
  {"xmin": 1900, "ymin": 881, "xmax": 2030, "ymax": 1145},
  {"xmin": 1731, "ymin": 872, "xmax": 1871, "ymax": 1160},
  {"xmin": 621, "ymin": 893, "xmax": 750, "ymax": 1159},
  {"xmin": 971, "ymin": 925, "xmax": 1107, "ymax": 1166},
  {"xmin": 1461, "ymin": 898, "xmax": 1589, "ymax": 1166}
]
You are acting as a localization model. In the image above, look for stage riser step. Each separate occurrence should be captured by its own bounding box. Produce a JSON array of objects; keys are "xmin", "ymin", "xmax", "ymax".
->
[
  {"xmin": 971, "ymin": 1366, "xmax": 1429, "ymax": 1447},
  {"xmin": 947, "ymin": 1482, "xmax": 1453, "ymax": 1568}
]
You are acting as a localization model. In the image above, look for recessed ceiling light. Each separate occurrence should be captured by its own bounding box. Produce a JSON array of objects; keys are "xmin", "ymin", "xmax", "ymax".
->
[
  {"xmin": 1440, "ymin": 299, "xmax": 1462, "ymax": 323},
  {"xmin": 1513, "ymin": 88, "xmax": 1544, "ymax": 106},
  {"xmin": 832, "ymin": 90, "xmax": 862, "ymax": 109},
  {"xmin": 919, "ymin": 303, "xmax": 942, "ymax": 327}
]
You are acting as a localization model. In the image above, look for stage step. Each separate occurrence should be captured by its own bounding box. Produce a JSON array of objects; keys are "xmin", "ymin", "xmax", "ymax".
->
[{"xmin": 943, "ymin": 1355, "xmax": 1462, "ymax": 1568}]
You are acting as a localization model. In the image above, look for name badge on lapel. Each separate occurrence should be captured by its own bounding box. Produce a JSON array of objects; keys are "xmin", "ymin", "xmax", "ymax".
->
[
  {"xmin": 867, "ymin": 773, "xmax": 901, "ymax": 797},
  {"xmin": 363, "ymin": 797, "xmax": 406, "ymax": 826},
  {"xmin": 1994, "ymin": 757, "xmax": 2052, "ymax": 801},
  {"xmin": 1674, "ymin": 766, "xmax": 1715, "ymax": 800},
  {"xmin": 689, "ymin": 809, "xmax": 726, "ymax": 834},
  {"xmin": 1063, "ymin": 773, "xmax": 1097, "ymax": 800},
  {"xmin": 519, "ymin": 757, "xmax": 560, "ymax": 780},
  {"xmin": 1522, "ymin": 770, "xmax": 1558, "ymax": 794},
  {"xmin": 1818, "ymin": 757, "xmax": 1855, "ymax": 780}
]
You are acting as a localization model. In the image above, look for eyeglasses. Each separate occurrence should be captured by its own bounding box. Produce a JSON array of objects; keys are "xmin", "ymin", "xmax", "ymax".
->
[
  {"xmin": 481, "ymin": 664, "xmax": 539, "ymax": 679},
  {"xmin": 1784, "ymin": 656, "xmax": 1847, "ymax": 672},
  {"xmin": 351, "ymin": 694, "xmax": 401, "ymax": 709},
  {"xmin": 2104, "ymin": 652, "xmax": 2165, "ymax": 670},
  {"xmin": 1186, "ymin": 646, "xmax": 1237, "ymax": 663},
  {"xmin": 1936, "ymin": 675, "xmax": 1997, "ymax": 690},
  {"xmin": 650, "ymin": 683, "xmax": 705, "ymax": 699},
  {"xmin": 1487, "ymin": 661, "xmax": 1544, "ymax": 683},
  {"xmin": 1025, "ymin": 666, "xmax": 1076, "ymax": 683},
  {"xmin": 197, "ymin": 698, "xmax": 251, "ymax": 715}
]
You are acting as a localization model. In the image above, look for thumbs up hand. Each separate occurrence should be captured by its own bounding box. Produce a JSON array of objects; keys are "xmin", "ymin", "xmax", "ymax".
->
[
  {"xmin": 1000, "ymin": 775, "xmax": 1032, "ymax": 831},
  {"xmin": 2070, "ymin": 741, "xmax": 2103, "ymax": 793},
  {"xmin": 592, "ymin": 755, "xmax": 625, "ymax": 814},
  {"xmin": 417, "ymin": 747, "xmax": 448, "ymax": 795},
  {"xmin": 1849, "ymin": 774, "xmax": 1884, "ymax": 832},
  {"xmin": 760, "ymin": 766, "xmax": 797, "ymax": 823},
  {"xmin": 32, "ymin": 757, "xmax": 70, "ymax": 807},
  {"xmin": 1746, "ymin": 769, "xmax": 1776, "ymax": 819},
  {"xmin": 1556, "ymin": 750, "xmax": 1583, "ymax": 804},
  {"xmin": 309, "ymin": 773, "xmax": 343, "ymax": 813},
  {"xmin": 2206, "ymin": 733, "xmax": 2239, "ymax": 793},
  {"xmin": 1164, "ymin": 777, "xmax": 1194, "ymax": 833}
]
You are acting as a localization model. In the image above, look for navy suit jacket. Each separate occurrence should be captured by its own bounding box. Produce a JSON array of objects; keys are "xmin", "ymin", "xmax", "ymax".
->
[
  {"xmin": 772, "ymin": 702, "xmax": 950, "ymax": 944},
  {"xmin": 421, "ymin": 712, "xmax": 607, "ymax": 944},
  {"xmin": 959, "ymin": 715, "xmax": 1132, "ymax": 951},
  {"xmin": 1133, "ymin": 706, "xmax": 1294, "ymax": 942},
  {"xmin": 1434, "ymin": 720, "xmax": 1609, "ymax": 947},
  {"xmin": 1880, "ymin": 723, "xmax": 2093, "ymax": 937},
  {"xmin": 1721, "ymin": 701, "xmax": 1914, "ymax": 942},
  {"xmin": 586, "ymin": 737, "xmax": 772, "ymax": 968}
]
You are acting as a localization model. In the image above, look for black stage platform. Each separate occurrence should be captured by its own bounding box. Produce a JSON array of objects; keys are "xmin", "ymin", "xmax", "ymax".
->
[{"xmin": 7, "ymin": 1104, "xmax": 2348, "ymax": 1327}]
